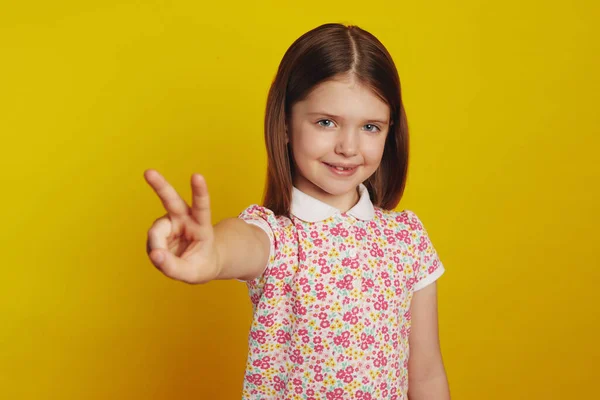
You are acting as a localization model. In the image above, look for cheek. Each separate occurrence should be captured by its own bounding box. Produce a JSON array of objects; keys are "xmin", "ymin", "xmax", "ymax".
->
[
  {"xmin": 362, "ymin": 136, "xmax": 387, "ymax": 165},
  {"xmin": 292, "ymin": 127, "xmax": 331, "ymax": 160}
]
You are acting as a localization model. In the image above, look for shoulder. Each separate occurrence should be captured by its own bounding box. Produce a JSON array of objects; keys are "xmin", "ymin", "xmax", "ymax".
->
[
  {"xmin": 238, "ymin": 204, "xmax": 296, "ymax": 240},
  {"xmin": 374, "ymin": 207, "xmax": 425, "ymax": 231}
]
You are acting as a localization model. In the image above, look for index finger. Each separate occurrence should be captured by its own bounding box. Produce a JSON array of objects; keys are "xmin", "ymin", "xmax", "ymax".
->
[{"xmin": 144, "ymin": 169, "xmax": 189, "ymax": 216}]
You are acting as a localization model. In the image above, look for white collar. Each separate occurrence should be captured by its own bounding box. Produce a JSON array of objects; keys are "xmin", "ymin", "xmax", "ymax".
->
[{"xmin": 290, "ymin": 183, "xmax": 375, "ymax": 222}]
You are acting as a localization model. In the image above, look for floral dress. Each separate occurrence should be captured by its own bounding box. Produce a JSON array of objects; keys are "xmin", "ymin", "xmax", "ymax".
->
[{"xmin": 238, "ymin": 184, "xmax": 445, "ymax": 399}]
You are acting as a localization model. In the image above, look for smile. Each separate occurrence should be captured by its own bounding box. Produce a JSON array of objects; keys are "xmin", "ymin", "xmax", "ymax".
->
[{"xmin": 323, "ymin": 162, "xmax": 359, "ymax": 176}]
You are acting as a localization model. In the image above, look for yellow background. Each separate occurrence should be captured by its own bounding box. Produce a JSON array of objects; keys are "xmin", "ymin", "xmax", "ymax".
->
[{"xmin": 1, "ymin": 0, "xmax": 598, "ymax": 399}]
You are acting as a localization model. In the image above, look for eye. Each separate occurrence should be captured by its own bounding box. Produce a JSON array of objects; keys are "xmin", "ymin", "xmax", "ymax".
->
[
  {"xmin": 317, "ymin": 119, "xmax": 335, "ymax": 128},
  {"xmin": 363, "ymin": 124, "xmax": 381, "ymax": 133}
]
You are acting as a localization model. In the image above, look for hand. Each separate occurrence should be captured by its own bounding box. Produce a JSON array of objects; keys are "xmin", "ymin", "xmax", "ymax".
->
[{"xmin": 144, "ymin": 169, "xmax": 219, "ymax": 284}]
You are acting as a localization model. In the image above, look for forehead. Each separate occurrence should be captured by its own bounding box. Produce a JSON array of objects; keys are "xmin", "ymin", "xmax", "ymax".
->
[{"xmin": 294, "ymin": 77, "xmax": 390, "ymax": 121}]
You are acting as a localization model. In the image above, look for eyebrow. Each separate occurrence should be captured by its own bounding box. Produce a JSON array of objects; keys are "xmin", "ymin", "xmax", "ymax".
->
[{"xmin": 306, "ymin": 112, "xmax": 389, "ymax": 125}]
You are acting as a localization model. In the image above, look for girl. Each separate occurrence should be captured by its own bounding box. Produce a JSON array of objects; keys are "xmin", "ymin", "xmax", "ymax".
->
[{"xmin": 145, "ymin": 23, "xmax": 450, "ymax": 400}]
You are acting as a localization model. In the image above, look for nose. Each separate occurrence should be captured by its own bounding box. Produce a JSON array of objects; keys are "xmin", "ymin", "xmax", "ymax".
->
[{"xmin": 335, "ymin": 128, "xmax": 359, "ymax": 157}]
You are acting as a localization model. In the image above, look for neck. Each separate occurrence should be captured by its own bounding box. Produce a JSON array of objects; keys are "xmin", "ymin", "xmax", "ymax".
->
[{"xmin": 295, "ymin": 182, "xmax": 361, "ymax": 213}]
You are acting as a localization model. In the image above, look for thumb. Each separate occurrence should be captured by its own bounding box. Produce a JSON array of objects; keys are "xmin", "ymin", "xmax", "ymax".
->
[{"xmin": 149, "ymin": 249, "xmax": 180, "ymax": 277}]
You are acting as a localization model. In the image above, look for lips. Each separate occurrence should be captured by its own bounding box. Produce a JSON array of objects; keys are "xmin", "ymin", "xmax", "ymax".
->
[
  {"xmin": 324, "ymin": 162, "xmax": 359, "ymax": 170},
  {"xmin": 323, "ymin": 162, "xmax": 360, "ymax": 176}
]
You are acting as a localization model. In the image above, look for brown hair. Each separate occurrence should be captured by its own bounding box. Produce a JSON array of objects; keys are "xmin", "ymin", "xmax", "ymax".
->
[{"xmin": 263, "ymin": 23, "xmax": 409, "ymax": 216}]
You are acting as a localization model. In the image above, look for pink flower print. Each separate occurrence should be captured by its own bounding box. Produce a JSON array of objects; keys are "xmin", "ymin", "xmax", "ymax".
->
[
  {"xmin": 263, "ymin": 283, "xmax": 275, "ymax": 299},
  {"xmin": 373, "ymin": 351, "xmax": 388, "ymax": 368},
  {"xmin": 247, "ymin": 373, "xmax": 263, "ymax": 385},
  {"xmin": 322, "ymin": 266, "xmax": 331, "ymax": 274},
  {"xmin": 384, "ymin": 228, "xmax": 394, "ymax": 236},
  {"xmin": 342, "ymin": 257, "xmax": 351, "ymax": 267},
  {"xmin": 333, "ymin": 331, "xmax": 351, "ymax": 348},
  {"xmin": 351, "ymin": 260, "xmax": 359, "ymax": 269},
  {"xmin": 299, "ymin": 277, "xmax": 308, "ymax": 285},
  {"xmin": 356, "ymin": 390, "xmax": 373, "ymax": 400},
  {"xmin": 258, "ymin": 313, "xmax": 274, "ymax": 327},
  {"xmin": 293, "ymin": 378, "xmax": 302, "ymax": 387},
  {"xmin": 395, "ymin": 229, "xmax": 409, "ymax": 242},
  {"xmin": 315, "ymin": 283, "xmax": 324, "ymax": 291},
  {"xmin": 336, "ymin": 274, "xmax": 354, "ymax": 290},
  {"xmin": 251, "ymin": 329, "xmax": 267, "ymax": 344},
  {"xmin": 273, "ymin": 375, "xmax": 284, "ymax": 391},
  {"xmin": 326, "ymin": 388, "xmax": 345, "ymax": 400},
  {"xmin": 275, "ymin": 266, "xmax": 287, "ymax": 280},
  {"xmin": 362, "ymin": 278, "xmax": 374, "ymax": 292},
  {"xmin": 360, "ymin": 333, "xmax": 375, "ymax": 350},
  {"xmin": 330, "ymin": 227, "xmax": 340, "ymax": 236},
  {"xmin": 299, "ymin": 248, "xmax": 307, "ymax": 261},
  {"xmin": 290, "ymin": 349, "xmax": 304, "ymax": 364},
  {"xmin": 336, "ymin": 365, "xmax": 355, "ymax": 383},
  {"xmin": 339, "ymin": 243, "xmax": 347, "ymax": 251},
  {"xmin": 314, "ymin": 238, "xmax": 323, "ymax": 247},
  {"xmin": 418, "ymin": 236, "xmax": 428, "ymax": 252},
  {"xmin": 317, "ymin": 291, "xmax": 327, "ymax": 300},
  {"xmin": 302, "ymin": 284, "xmax": 311, "ymax": 293},
  {"xmin": 310, "ymin": 231, "xmax": 319, "ymax": 239},
  {"xmin": 343, "ymin": 311, "xmax": 359, "ymax": 325},
  {"xmin": 315, "ymin": 373, "xmax": 324, "ymax": 382},
  {"xmin": 318, "ymin": 258, "xmax": 327, "ymax": 266},
  {"xmin": 340, "ymin": 228, "xmax": 349, "ymax": 238},
  {"xmin": 374, "ymin": 294, "xmax": 389, "ymax": 311},
  {"xmin": 276, "ymin": 329, "xmax": 292, "ymax": 344},
  {"xmin": 396, "ymin": 213, "xmax": 409, "ymax": 224},
  {"xmin": 307, "ymin": 389, "xmax": 315, "ymax": 396},
  {"xmin": 253, "ymin": 356, "xmax": 271, "ymax": 369}
]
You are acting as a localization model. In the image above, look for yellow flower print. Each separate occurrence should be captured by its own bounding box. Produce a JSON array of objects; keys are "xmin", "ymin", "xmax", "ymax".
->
[
  {"xmin": 324, "ymin": 376, "xmax": 336, "ymax": 386},
  {"xmin": 331, "ymin": 319, "xmax": 343, "ymax": 330},
  {"xmin": 325, "ymin": 358, "xmax": 336, "ymax": 368},
  {"xmin": 308, "ymin": 266, "xmax": 316, "ymax": 275},
  {"xmin": 329, "ymin": 248, "xmax": 340, "ymax": 258},
  {"xmin": 348, "ymin": 381, "xmax": 360, "ymax": 392},
  {"xmin": 331, "ymin": 302, "xmax": 342, "ymax": 313},
  {"xmin": 369, "ymin": 369, "xmax": 378, "ymax": 380}
]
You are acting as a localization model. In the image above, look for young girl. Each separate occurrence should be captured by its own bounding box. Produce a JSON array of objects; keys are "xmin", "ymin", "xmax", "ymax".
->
[{"xmin": 144, "ymin": 23, "xmax": 450, "ymax": 400}]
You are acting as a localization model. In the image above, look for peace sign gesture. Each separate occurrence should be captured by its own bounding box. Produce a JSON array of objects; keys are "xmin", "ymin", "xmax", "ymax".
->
[{"xmin": 144, "ymin": 169, "xmax": 219, "ymax": 284}]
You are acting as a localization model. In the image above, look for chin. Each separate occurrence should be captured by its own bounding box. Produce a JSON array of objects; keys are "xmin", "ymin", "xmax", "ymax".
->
[{"xmin": 314, "ymin": 178, "xmax": 363, "ymax": 197}]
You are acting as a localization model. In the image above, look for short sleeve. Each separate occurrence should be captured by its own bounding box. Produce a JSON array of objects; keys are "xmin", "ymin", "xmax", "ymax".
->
[
  {"xmin": 404, "ymin": 210, "xmax": 445, "ymax": 291},
  {"xmin": 236, "ymin": 204, "xmax": 281, "ymax": 283}
]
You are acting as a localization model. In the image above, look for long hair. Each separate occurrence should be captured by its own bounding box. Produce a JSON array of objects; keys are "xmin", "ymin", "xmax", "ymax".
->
[{"xmin": 263, "ymin": 23, "xmax": 409, "ymax": 216}]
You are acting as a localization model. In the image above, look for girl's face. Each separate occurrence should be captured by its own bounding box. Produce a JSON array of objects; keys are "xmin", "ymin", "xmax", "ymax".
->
[{"xmin": 288, "ymin": 75, "xmax": 390, "ymax": 211}]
